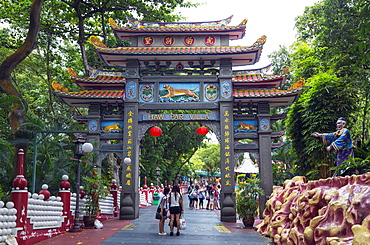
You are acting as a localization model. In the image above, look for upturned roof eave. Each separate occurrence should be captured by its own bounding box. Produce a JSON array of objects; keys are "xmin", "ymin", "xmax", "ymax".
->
[{"xmin": 113, "ymin": 28, "xmax": 246, "ymax": 40}]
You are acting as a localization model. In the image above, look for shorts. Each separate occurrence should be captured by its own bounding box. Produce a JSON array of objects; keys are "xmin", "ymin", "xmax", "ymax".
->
[{"xmin": 169, "ymin": 206, "xmax": 181, "ymax": 214}]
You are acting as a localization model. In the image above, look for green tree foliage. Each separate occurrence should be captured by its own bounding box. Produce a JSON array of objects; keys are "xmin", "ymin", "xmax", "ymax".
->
[
  {"xmin": 267, "ymin": 45, "xmax": 293, "ymax": 89},
  {"xmin": 0, "ymin": 0, "xmax": 199, "ymax": 199},
  {"xmin": 286, "ymin": 72, "xmax": 357, "ymax": 178},
  {"xmin": 190, "ymin": 142, "xmax": 220, "ymax": 178},
  {"xmin": 1, "ymin": 0, "xmax": 197, "ymax": 73},
  {"xmin": 283, "ymin": 0, "xmax": 369, "ymax": 178}
]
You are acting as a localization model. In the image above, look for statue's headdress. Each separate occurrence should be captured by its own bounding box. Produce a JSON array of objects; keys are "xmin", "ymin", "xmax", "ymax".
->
[{"xmin": 337, "ymin": 117, "xmax": 346, "ymax": 123}]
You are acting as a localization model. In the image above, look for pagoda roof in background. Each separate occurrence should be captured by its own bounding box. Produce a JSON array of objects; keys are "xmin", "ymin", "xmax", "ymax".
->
[
  {"xmin": 233, "ymin": 66, "xmax": 289, "ymax": 88},
  {"xmin": 110, "ymin": 16, "xmax": 246, "ymax": 40},
  {"xmin": 68, "ymin": 67, "xmax": 125, "ymax": 90},
  {"xmin": 90, "ymin": 35, "xmax": 266, "ymax": 67},
  {"xmin": 55, "ymin": 90, "xmax": 125, "ymax": 108},
  {"xmin": 232, "ymin": 78, "xmax": 305, "ymax": 107},
  {"xmin": 234, "ymin": 152, "xmax": 259, "ymax": 173}
]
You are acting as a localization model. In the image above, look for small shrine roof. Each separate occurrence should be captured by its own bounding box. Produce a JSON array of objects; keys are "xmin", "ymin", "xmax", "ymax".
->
[
  {"xmin": 233, "ymin": 78, "xmax": 305, "ymax": 107},
  {"xmin": 68, "ymin": 67, "xmax": 125, "ymax": 90},
  {"xmin": 55, "ymin": 90, "xmax": 125, "ymax": 108},
  {"xmin": 233, "ymin": 74, "xmax": 286, "ymax": 88},
  {"xmin": 232, "ymin": 65, "xmax": 289, "ymax": 88},
  {"xmin": 233, "ymin": 88, "xmax": 301, "ymax": 107},
  {"xmin": 232, "ymin": 64, "xmax": 272, "ymax": 75},
  {"xmin": 110, "ymin": 16, "xmax": 246, "ymax": 40},
  {"xmin": 90, "ymin": 35, "xmax": 266, "ymax": 67},
  {"xmin": 127, "ymin": 16, "xmax": 233, "ymax": 28}
]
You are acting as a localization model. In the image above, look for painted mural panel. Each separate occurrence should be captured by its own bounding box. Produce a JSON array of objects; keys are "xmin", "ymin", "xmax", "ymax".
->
[
  {"xmin": 221, "ymin": 81, "xmax": 232, "ymax": 99},
  {"xmin": 126, "ymin": 82, "xmax": 136, "ymax": 99},
  {"xmin": 101, "ymin": 121, "xmax": 124, "ymax": 133},
  {"xmin": 139, "ymin": 84, "xmax": 154, "ymax": 102},
  {"xmin": 204, "ymin": 83, "xmax": 219, "ymax": 102},
  {"xmin": 233, "ymin": 120, "xmax": 258, "ymax": 132},
  {"xmin": 159, "ymin": 83, "xmax": 200, "ymax": 102}
]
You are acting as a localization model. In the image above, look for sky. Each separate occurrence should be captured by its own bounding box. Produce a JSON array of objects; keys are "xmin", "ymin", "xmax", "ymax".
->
[{"xmin": 176, "ymin": 0, "xmax": 319, "ymax": 69}]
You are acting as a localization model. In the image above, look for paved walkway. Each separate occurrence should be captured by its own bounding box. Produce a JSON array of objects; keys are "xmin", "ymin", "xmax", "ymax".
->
[{"xmin": 36, "ymin": 195, "xmax": 274, "ymax": 245}]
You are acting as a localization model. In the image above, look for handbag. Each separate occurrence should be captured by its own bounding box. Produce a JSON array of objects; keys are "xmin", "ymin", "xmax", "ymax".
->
[
  {"xmin": 180, "ymin": 214, "xmax": 186, "ymax": 230},
  {"xmin": 155, "ymin": 211, "xmax": 162, "ymax": 220}
]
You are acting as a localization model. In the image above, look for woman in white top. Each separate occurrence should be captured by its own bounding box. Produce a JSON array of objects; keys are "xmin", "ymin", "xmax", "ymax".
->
[
  {"xmin": 158, "ymin": 187, "xmax": 170, "ymax": 235},
  {"xmin": 168, "ymin": 184, "xmax": 184, "ymax": 236}
]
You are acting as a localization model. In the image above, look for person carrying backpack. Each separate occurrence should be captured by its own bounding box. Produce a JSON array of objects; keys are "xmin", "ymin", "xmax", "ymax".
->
[
  {"xmin": 190, "ymin": 185, "xmax": 199, "ymax": 210},
  {"xmin": 157, "ymin": 187, "xmax": 170, "ymax": 235}
]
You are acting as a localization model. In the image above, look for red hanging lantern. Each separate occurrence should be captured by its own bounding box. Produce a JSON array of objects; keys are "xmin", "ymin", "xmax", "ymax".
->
[
  {"xmin": 197, "ymin": 126, "xmax": 209, "ymax": 135},
  {"xmin": 150, "ymin": 126, "xmax": 162, "ymax": 137}
]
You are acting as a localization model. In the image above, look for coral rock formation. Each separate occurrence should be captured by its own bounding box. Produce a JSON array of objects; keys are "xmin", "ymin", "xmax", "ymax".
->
[{"xmin": 256, "ymin": 173, "xmax": 370, "ymax": 245}]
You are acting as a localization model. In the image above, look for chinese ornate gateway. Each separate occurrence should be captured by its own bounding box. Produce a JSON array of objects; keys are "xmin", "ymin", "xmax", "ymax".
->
[{"xmin": 53, "ymin": 15, "xmax": 304, "ymax": 222}]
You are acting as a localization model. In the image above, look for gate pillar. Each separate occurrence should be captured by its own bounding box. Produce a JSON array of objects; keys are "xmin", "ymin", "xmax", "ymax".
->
[
  {"xmin": 219, "ymin": 58, "xmax": 236, "ymax": 222},
  {"xmin": 257, "ymin": 102, "xmax": 273, "ymax": 217},
  {"xmin": 120, "ymin": 59, "xmax": 140, "ymax": 219}
]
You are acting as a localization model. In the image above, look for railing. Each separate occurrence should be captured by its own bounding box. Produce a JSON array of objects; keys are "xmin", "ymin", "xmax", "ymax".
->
[
  {"xmin": 9, "ymin": 149, "xmax": 189, "ymax": 245},
  {"xmin": 0, "ymin": 201, "xmax": 17, "ymax": 245}
]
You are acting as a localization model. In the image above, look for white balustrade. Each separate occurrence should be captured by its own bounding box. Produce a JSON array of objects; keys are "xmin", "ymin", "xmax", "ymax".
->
[
  {"xmin": 99, "ymin": 194, "xmax": 114, "ymax": 214},
  {"xmin": 27, "ymin": 193, "xmax": 64, "ymax": 230},
  {"xmin": 0, "ymin": 201, "xmax": 17, "ymax": 244},
  {"xmin": 139, "ymin": 191, "xmax": 148, "ymax": 206},
  {"xmin": 70, "ymin": 192, "xmax": 86, "ymax": 219}
]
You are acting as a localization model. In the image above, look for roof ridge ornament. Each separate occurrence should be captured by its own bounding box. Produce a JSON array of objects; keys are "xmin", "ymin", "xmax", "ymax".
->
[
  {"xmin": 280, "ymin": 67, "xmax": 290, "ymax": 75},
  {"xmin": 68, "ymin": 68, "xmax": 78, "ymax": 78},
  {"xmin": 52, "ymin": 81, "xmax": 69, "ymax": 92},
  {"xmin": 109, "ymin": 18, "xmax": 118, "ymax": 28},
  {"xmin": 124, "ymin": 15, "xmax": 233, "ymax": 28},
  {"xmin": 252, "ymin": 35, "xmax": 267, "ymax": 47},
  {"xmin": 238, "ymin": 19, "xmax": 248, "ymax": 27},
  {"xmin": 90, "ymin": 36, "xmax": 107, "ymax": 48},
  {"xmin": 289, "ymin": 78, "xmax": 305, "ymax": 90}
]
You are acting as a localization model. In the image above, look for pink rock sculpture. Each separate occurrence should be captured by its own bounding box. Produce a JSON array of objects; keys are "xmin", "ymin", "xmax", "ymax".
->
[{"xmin": 256, "ymin": 173, "xmax": 370, "ymax": 244}]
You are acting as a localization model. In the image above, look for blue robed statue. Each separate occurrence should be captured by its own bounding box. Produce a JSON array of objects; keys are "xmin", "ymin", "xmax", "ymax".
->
[{"xmin": 311, "ymin": 117, "xmax": 353, "ymax": 167}]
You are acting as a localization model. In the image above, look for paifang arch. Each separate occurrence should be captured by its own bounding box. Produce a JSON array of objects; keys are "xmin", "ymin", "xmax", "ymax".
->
[{"xmin": 54, "ymin": 16, "xmax": 304, "ymax": 222}]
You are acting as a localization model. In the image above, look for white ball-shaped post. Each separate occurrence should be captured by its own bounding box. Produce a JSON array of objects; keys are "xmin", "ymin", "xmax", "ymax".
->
[
  {"xmin": 124, "ymin": 157, "xmax": 131, "ymax": 164},
  {"xmin": 82, "ymin": 142, "xmax": 93, "ymax": 153},
  {"xmin": 6, "ymin": 202, "xmax": 14, "ymax": 209}
]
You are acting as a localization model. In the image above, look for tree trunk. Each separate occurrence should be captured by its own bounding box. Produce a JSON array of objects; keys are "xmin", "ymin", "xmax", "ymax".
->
[
  {"xmin": 0, "ymin": 0, "xmax": 44, "ymax": 177},
  {"xmin": 75, "ymin": 6, "xmax": 89, "ymax": 74}
]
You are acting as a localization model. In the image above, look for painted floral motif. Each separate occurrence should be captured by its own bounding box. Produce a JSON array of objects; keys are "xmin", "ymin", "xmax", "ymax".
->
[
  {"xmin": 126, "ymin": 82, "xmax": 136, "ymax": 99},
  {"xmin": 221, "ymin": 81, "xmax": 231, "ymax": 98},
  {"xmin": 205, "ymin": 84, "xmax": 218, "ymax": 101},
  {"xmin": 140, "ymin": 84, "xmax": 154, "ymax": 102}
]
